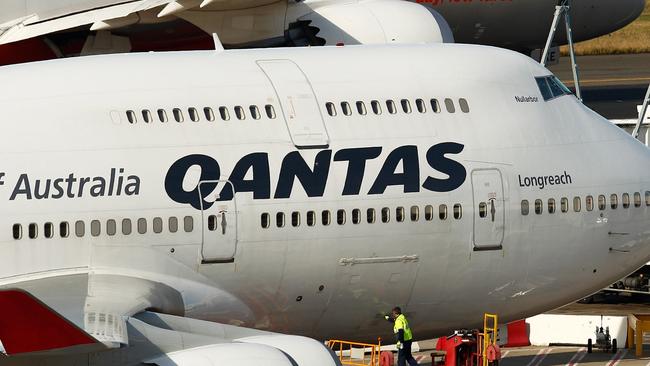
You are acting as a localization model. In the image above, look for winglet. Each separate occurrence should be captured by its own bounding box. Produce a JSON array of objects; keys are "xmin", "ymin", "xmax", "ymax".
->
[{"xmin": 0, "ymin": 290, "xmax": 97, "ymax": 355}]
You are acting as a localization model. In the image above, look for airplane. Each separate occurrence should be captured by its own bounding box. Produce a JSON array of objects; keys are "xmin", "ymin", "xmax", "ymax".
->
[
  {"xmin": 417, "ymin": 0, "xmax": 647, "ymax": 54},
  {"xmin": 1, "ymin": 40, "xmax": 650, "ymax": 365},
  {"xmin": 0, "ymin": 0, "xmax": 645, "ymax": 65}
]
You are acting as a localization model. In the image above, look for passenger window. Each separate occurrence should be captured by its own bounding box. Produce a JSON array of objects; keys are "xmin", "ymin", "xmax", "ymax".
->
[
  {"xmin": 439, "ymin": 204, "xmax": 448, "ymax": 220},
  {"xmin": 276, "ymin": 212, "xmax": 285, "ymax": 228},
  {"xmin": 586, "ymin": 195, "xmax": 594, "ymax": 211},
  {"xmin": 371, "ymin": 100, "xmax": 382, "ymax": 115},
  {"xmin": 235, "ymin": 106, "xmax": 246, "ymax": 120},
  {"xmin": 386, "ymin": 100, "xmax": 397, "ymax": 114},
  {"xmin": 479, "ymin": 202, "xmax": 487, "ymax": 218},
  {"xmin": 573, "ymin": 197, "xmax": 581, "ymax": 212},
  {"xmin": 444, "ymin": 98, "xmax": 455, "ymax": 113},
  {"xmin": 12, "ymin": 224, "xmax": 22, "ymax": 240},
  {"xmin": 424, "ymin": 205, "xmax": 434, "ymax": 221},
  {"xmin": 122, "ymin": 219, "xmax": 132, "ymax": 235},
  {"xmin": 60, "ymin": 222, "xmax": 69, "ymax": 238},
  {"xmin": 396, "ymin": 207, "xmax": 405, "ymax": 222},
  {"xmin": 307, "ymin": 211, "xmax": 316, "ymax": 226},
  {"xmin": 250, "ymin": 105, "xmax": 261, "ymax": 120},
  {"xmin": 204, "ymin": 107, "xmax": 215, "ymax": 121},
  {"xmin": 381, "ymin": 207, "xmax": 390, "ymax": 223},
  {"xmin": 459, "ymin": 98, "xmax": 470, "ymax": 113},
  {"xmin": 521, "ymin": 200, "xmax": 529, "ymax": 216},
  {"xmin": 107, "ymin": 219, "xmax": 116, "ymax": 236},
  {"xmin": 611, "ymin": 194, "xmax": 619, "ymax": 209},
  {"xmin": 400, "ymin": 99, "xmax": 412, "ymax": 114},
  {"xmin": 169, "ymin": 217, "xmax": 178, "ymax": 233},
  {"xmin": 416, "ymin": 99, "xmax": 426, "ymax": 113},
  {"xmin": 138, "ymin": 218, "xmax": 147, "ymax": 234},
  {"xmin": 352, "ymin": 209, "xmax": 361, "ymax": 224},
  {"xmin": 367, "ymin": 208, "xmax": 376, "ymax": 224},
  {"xmin": 44, "ymin": 222, "xmax": 53, "ymax": 238},
  {"xmin": 261, "ymin": 213, "xmax": 270, "ymax": 229},
  {"xmin": 265, "ymin": 105, "xmax": 276, "ymax": 119},
  {"xmin": 292, "ymin": 212, "xmax": 300, "ymax": 227},
  {"xmin": 561, "ymin": 197, "xmax": 569, "ymax": 213},
  {"xmin": 219, "ymin": 106, "xmax": 230, "ymax": 121},
  {"xmin": 153, "ymin": 217, "xmax": 163, "ymax": 233},
  {"xmin": 157, "ymin": 109, "xmax": 168, "ymax": 123},
  {"xmin": 183, "ymin": 216, "xmax": 193, "ymax": 232},
  {"xmin": 337, "ymin": 209, "xmax": 346, "ymax": 225},
  {"xmin": 535, "ymin": 199, "xmax": 543, "ymax": 215},
  {"xmin": 646, "ymin": 191, "xmax": 650, "ymax": 206},
  {"xmin": 634, "ymin": 192, "xmax": 642, "ymax": 207},
  {"xmin": 410, "ymin": 206, "xmax": 419, "ymax": 221},
  {"xmin": 142, "ymin": 110, "xmax": 152, "ymax": 123},
  {"xmin": 598, "ymin": 195, "xmax": 606, "ymax": 210},
  {"xmin": 126, "ymin": 110, "xmax": 137, "ymax": 124},
  {"xmin": 322, "ymin": 210, "xmax": 331, "ymax": 226},
  {"xmin": 430, "ymin": 99, "xmax": 441, "ymax": 113},
  {"xmin": 623, "ymin": 193, "xmax": 630, "ymax": 208},
  {"xmin": 188, "ymin": 108, "xmax": 199, "ymax": 122},
  {"xmin": 91, "ymin": 220, "xmax": 101, "ymax": 237},
  {"xmin": 208, "ymin": 215, "xmax": 218, "ymax": 231},
  {"xmin": 341, "ymin": 102, "xmax": 352, "ymax": 116},
  {"xmin": 28, "ymin": 223, "xmax": 37, "ymax": 239},
  {"xmin": 326, "ymin": 102, "xmax": 337, "ymax": 117},
  {"xmin": 548, "ymin": 199, "xmax": 556, "ymax": 214},
  {"xmin": 173, "ymin": 108, "xmax": 184, "ymax": 122},
  {"xmin": 356, "ymin": 101, "xmax": 367, "ymax": 115},
  {"xmin": 453, "ymin": 204, "xmax": 462, "ymax": 219},
  {"xmin": 75, "ymin": 220, "xmax": 85, "ymax": 237}
]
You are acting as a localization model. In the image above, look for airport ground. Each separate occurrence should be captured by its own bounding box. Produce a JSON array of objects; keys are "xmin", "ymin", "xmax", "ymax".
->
[
  {"xmin": 548, "ymin": 53, "xmax": 650, "ymax": 120},
  {"xmin": 409, "ymin": 345, "xmax": 650, "ymax": 366}
]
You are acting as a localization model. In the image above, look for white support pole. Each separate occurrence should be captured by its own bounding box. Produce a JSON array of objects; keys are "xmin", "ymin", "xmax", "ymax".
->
[
  {"xmin": 632, "ymin": 83, "xmax": 650, "ymax": 139},
  {"xmin": 541, "ymin": 5, "xmax": 563, "ymax": 66},
  {"xmin": 563, "ymin": 0, "xmax": 582, "ymax": 101}
]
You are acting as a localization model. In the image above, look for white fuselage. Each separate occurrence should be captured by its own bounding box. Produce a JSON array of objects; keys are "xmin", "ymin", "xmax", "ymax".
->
[{"xmin": 0, "ymin": 43, "xmax": 649, "ymax": 343}]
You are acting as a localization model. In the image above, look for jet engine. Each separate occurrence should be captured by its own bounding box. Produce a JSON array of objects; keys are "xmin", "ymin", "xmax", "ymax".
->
[{"xmin": 287, "ymin": 0, "xmax": 455, "ymax": 46}]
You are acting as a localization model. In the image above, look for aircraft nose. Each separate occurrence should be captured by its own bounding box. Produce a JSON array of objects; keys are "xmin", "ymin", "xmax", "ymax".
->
[{"xmin": 571, "ymin": 0, "xmax": 646, "ymax": 42}]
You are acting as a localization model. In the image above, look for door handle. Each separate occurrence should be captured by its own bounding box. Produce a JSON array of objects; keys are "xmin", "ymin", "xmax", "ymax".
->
[
  {"xmin": 489, "ymin": 199, "xmax": 496, "ymax": 222},
  {"xmin": 220, "ymin": 211, "xmax": 227, "ymax": 235}
]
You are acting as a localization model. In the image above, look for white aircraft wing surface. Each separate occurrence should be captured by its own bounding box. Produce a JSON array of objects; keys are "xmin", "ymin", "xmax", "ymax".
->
[{"xmin": 0, "ymin": 274, "xmax": 338, "ymax": 365}]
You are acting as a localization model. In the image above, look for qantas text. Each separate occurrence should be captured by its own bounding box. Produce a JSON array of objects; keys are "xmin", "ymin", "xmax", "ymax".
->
[{"xmin": 165, "ymin": 143, "xmax": 466, "ymax": 210}]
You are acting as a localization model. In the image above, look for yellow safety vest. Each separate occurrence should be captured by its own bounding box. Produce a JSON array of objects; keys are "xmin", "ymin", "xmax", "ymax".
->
[{"xmin": 393, "ymin": 314, "xmax": 413, "ymax": 342}]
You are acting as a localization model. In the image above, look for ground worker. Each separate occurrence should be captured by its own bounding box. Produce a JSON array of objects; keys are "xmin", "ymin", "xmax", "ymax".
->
[{"xmin": 385, "ymin": 306, "xmax": 418, "ymax": 366}]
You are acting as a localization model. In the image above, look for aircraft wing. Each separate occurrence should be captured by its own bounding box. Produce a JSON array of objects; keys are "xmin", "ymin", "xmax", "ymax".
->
[
  {"xmin": 0, "ymin": 0, "xmax": 281, "ymax": 46},
  {"xmin": 0, "ymin": 274, "xmax": 338, "ymax": 365}
]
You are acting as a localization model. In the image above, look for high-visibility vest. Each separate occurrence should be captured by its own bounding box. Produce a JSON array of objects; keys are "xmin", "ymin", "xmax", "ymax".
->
[{"xmin": 393, "ymin": 314, "xmax": 413, "ymax": 342}]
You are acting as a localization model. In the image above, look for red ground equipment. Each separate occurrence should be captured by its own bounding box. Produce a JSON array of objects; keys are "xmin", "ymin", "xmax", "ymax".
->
[{"xmin": 433, "ymin": 314, "xmax": 501, "ymax": 366}]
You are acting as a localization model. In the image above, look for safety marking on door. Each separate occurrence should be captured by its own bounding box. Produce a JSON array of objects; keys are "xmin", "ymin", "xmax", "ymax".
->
[
  {"xmin": 564, "ymin": 347, "xmax": 586, "ymax": 366},
  {"xmin": 607, "ymin": 349, "xmax": 628, "ymax": 366},
  {"xmin": 526, "ymin": 348, "xmax": 552, "ymax": 366}
]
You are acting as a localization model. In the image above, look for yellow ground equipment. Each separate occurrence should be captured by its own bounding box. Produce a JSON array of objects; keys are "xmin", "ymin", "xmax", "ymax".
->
[{"xmin": 326, "ymin": 338, "xmax": 382, "ymax": 366}]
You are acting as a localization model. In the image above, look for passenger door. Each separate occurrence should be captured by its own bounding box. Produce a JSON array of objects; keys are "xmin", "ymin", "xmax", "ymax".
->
[
  {"xmin": 198, "ymin": 180, "xmax": 237, "ymax": 263},
  {"xmin": 257, "ymin": 59, "xmax": 330, "ymax": 148},
  {"xmin": 471, "ymin": 169, "xmax": 505, "ymax": 250}
]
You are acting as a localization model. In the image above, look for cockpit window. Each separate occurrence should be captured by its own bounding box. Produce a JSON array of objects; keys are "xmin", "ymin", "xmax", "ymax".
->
[{"xmin": 535, "ymin": 76, "xmax": 572, "ymax": 101}]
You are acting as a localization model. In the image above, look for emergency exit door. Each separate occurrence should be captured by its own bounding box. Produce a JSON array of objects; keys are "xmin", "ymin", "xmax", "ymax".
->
[
  {"xmin": 198, "ymin": 180, "xmax": 237, "ymax": 263},
  {"xmin": 257, "ymin": 59, "xmax": 330, "ymax": 148},
  {"xmin": 471, "ymin": 169, "xmax": 505, "ymax": 250}
]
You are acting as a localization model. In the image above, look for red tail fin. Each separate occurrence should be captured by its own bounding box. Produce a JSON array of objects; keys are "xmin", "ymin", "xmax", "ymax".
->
[{"xmin": 0, "ymin": 290, "xmax": 97, "ymax": 355}]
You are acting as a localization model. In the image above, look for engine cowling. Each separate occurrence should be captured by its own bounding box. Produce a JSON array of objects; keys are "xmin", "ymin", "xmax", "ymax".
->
[{"xmin": 292, "ymin": 0, "xmax": 454, "ymax": 45}]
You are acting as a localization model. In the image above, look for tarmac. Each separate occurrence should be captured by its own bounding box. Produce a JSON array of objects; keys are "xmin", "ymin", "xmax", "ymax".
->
[
  {"xmin": 548, "ymin": 53, "xmax": 650, "ymax": 120},
  {"xmin": 409, "ymin": 345, "xmax": 650, "ymax": 366}
]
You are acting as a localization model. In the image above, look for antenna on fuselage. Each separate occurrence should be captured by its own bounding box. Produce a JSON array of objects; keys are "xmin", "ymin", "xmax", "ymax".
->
[
  {"xmin": 541, "ymin": 0, "xmax": 582, "ymax": 101},
  {"xmin": 212, "ymin": 32, "xmax": 224, "ymax": 53}
]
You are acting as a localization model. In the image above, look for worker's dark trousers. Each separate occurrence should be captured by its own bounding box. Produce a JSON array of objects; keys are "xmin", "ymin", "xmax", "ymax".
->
[{"xmin": 398, "ymin": 341, "xmax": 419, "ymax": 366}]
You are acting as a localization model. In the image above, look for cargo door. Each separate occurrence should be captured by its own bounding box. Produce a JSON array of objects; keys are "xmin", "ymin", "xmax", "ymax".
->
[
  {"xmin": 471, "ymin": 169, "xmax": 505, "ymax": 250},
  {"xmin": 257, "ymin": 59, "xmax": 329, "ymax": 148},
  {"xmin": 198, "ymin": 180, "xmax": 237, "ymax": 263}
]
